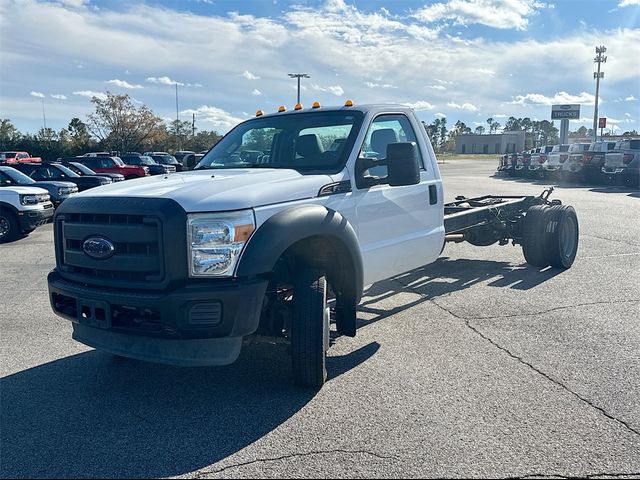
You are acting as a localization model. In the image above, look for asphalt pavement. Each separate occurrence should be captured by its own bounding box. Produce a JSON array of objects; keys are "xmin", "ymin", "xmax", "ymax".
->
[{"xmin": 1, "ymin": 159, "xmax": 639, "ymax": 478}]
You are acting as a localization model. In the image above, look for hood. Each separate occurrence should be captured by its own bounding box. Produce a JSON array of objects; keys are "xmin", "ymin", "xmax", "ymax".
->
[
  {"xmin": 78, "ymin": 168, "xmax": 334, "ymax": 211},
  {"xmin": 0, "ymin": 185, "xmax": 50, "ymax": 195},
  {"xmin": 35, "ymin": 181, "xmax": 78, "ymax": 189}
]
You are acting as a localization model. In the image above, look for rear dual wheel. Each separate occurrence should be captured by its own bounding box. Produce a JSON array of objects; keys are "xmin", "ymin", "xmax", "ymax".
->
[{"xmin": 522, "ymin": 205, "xmax": 579, "ymax": 269}]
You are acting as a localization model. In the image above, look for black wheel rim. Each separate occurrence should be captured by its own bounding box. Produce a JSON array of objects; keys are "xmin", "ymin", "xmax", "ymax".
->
[{"xmin": 0, "ymin": 216, "xmax": 9, "ymax": 239}]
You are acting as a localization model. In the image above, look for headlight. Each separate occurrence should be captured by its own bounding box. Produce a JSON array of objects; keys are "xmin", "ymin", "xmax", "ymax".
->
[
  {"xmin": 20, "ymin": 194, "xmax": 39, "ymax": 205},
  {"xmin": 187, "ymin": 210, "xmax": 255, "ymax": 277},
  {"xmin": 58, "ymin": 187, "xmax": 75, "ymax": 195},
  {"xmin": 20, "ymin": 193, "xmax": 50, "ymax": 205}
]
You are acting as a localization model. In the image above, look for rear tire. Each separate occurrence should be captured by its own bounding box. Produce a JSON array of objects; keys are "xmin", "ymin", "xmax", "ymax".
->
[
  {"xmin": 521, "ymin": 205, "xmax": 550, "ymax": 267},
  {"xmin": 291, "ymin": 267, "xmax": 329, "ymax": 388},
  {"xmin": 545, "ymin": 205, "xmax": 579, "ymax": 269},
  {"xmin": 0, "ymin": 209, "xmax": 19, "ymax": 243}
]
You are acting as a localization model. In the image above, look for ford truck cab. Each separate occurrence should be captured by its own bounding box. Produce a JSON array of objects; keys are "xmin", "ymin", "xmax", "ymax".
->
[{"xmin": 47, "ymin": 103, "xmax": 579, "ymax": 387}]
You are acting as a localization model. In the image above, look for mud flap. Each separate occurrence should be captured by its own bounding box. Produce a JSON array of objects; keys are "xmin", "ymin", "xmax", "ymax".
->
[{"xmin": 335, "ymin": 299, "xmax": 357, "ymax": 337}]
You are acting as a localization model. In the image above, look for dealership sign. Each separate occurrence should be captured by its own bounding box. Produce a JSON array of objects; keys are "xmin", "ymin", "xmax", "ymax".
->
[
  {"xmin": 551, "ymin": 104, "xmax": 581, "ymax": 120},
  {"xmin": 599, "ymin": 117, "xmax": 607, "ymax": 128}
]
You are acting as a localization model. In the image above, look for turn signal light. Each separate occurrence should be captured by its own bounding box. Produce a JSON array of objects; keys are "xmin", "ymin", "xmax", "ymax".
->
[
  {"xmin": 278, "ymin": 105, "xmax": 286, "ymax": 112},
  {"xmin": 294, "ymin": 103, "xmax": 302, "ymax": 110},
  {"xmin": 560, "ymin": 154, "xmax": 568, "ymax": 163},
  {"xmin": 623, "ymin": 154, "xmax": 634, "ymax": 164},
  {"xmin": 256, "ymin": 110, "xmax": 264, "ymax": 117},
  {"xmin": 539, "ymin": 155, "xmax": 547, "ymax": 164},
  {"xmin": 312, "ymin": 101, "xmax": 321, "ymax": 108},
  {"xmin": 583, "ymin": 154, "xmax": 593, "ymax": 164},
  {"xmin": 344, "ymin": 99, "xmax": 354, "ymax": 107}
]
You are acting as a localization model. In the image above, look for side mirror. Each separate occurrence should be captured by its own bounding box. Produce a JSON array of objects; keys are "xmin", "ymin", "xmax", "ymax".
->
[{"xmin": 386, "ymin": 142, "xmax": 421, "ymax": 187}]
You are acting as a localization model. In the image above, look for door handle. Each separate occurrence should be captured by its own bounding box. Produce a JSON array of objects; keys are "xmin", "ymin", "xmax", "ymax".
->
[{"xmin": 429, "ymin": 184, "xmax": 438, "ymax": 205}]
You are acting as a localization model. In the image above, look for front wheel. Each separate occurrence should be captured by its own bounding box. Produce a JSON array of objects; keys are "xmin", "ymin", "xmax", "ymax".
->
[
  {"xmin": 291, "ymin": 267, "xmax": 329, "ymax": 388},
  {"xmin": 0, "ymin": 209, "xmax": 19, "ymax": 243}
]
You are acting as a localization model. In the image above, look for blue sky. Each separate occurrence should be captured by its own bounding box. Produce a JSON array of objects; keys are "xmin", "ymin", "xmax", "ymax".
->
[{"xmin": 1, "ymin": 0, "xmax": 639, "ymax": 135}]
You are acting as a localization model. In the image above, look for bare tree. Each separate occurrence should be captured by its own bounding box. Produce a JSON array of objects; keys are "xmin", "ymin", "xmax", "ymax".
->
[{"xmin": 86, "ymin": 92, "xmax": 163, "ymax": 153}]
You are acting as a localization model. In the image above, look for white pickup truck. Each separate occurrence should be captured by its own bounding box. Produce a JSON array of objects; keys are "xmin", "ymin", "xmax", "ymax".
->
[{"xmin": 48, "ymin": 103, "xmax": 579, "ymax": 387}]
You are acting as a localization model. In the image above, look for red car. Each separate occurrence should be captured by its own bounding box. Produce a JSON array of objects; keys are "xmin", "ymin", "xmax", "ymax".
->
[
  {"xmin": 0, "ymin": 151, "xmax": 42, "ymax": 164},
  {"xmin": 72, "ymin": 156, "xmax": 149, "ymax": 180}
]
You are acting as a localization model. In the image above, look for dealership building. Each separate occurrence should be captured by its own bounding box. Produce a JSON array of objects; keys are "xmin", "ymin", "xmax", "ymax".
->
[{"xmin": 454, "ymin": 131, "xmax": 526, "ymax": 154}]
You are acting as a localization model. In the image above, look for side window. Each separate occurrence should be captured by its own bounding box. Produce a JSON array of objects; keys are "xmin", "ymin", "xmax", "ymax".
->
[
  {"xmin": 360, "ymin": 114, "xmax": 424, "ymax": 177},
  {"xmin": 32, "ymin": 167, "xmax": 52, "ymax": 180},
  {"xmin": 0, "ymin": 172, "xmax": 13, "ymax": 185},
  {"xmin": 100, "ymin": 158, "xmax": 113, "ymax": 168},
  {"xmin": 83, "ymin": 158, "xmax": 97, "ymax": 169}
]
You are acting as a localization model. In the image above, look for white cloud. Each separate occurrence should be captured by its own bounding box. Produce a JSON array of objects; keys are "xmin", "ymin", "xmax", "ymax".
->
[
  {"xmin": 625, "ymin": 113, "xmax": 632, "ymax": 117},
  {"xmin": 434, "ymin": 112, "xmax": 447, "ymax": 118},
  {"xmin": 492, "ymin": 114, "xmax": 508, "ymax": 118},
  {"xmin": 180, "ymin": 105, "xmax": 244, "ymax": 130},
  {"xmin": 311, "ymin": 83, "xmax": 345, "ymax": 96},
  {"xmin": 447, "ymin": 101, "xmax": 478, "ymax": 111},
  {"xmin": 365, "ymin": 81, "xmax": 397, "ymax": 89},
  {"xmin": 146, "ymin": 76, "xmax": 184, "ymax": 86},
  {"xmin": 510, "ymin": 91, "xmax": 596, "ymax": 106},
  {"xmin": 107, "ymin": 79, "xmax": 143, "ymax": 89},
  {"xmin": 403, "ymin": 101, "xmax": 436, "ymax": 111},
  {"xmin": 242, "ymin": 70, "xmax": 260, "ymax": 80},
  {"xmin": 429, "ymin": 85, "xmax": 447, "ymax": 90},
  {"xmin": 626, "ymin": 95, "xmax": 637, "ymax": 101},
  {"xmin": 619, "ymin": 0, "xmax": 640, "ymax": 6},
  {"xmin": 30, "ymin": 91, "xmax": 45, "ymax": 98},
  {"xmin": 412, "ymin": 0, "xmax": 548, "ymax": 31},
  {"xmin": 51, "ymin": 94, "xmax": 67, "ymax": 100},
  {"xmin": 251, "ymin": 89, "xmax": 262, "ymax": 96},
  {"xmin": 73, "ymin": 90, "xmax": 108, "ymax": 101}
]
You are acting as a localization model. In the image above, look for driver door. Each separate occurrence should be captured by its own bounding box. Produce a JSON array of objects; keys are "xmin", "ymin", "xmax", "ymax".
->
[{"xmin": 353, "ymin": 113, "xmax": 442, "ymax": 285}]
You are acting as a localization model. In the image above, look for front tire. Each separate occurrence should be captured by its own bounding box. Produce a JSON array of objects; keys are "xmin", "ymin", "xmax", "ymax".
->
[
  {"xmin": 0, "ymin": 209, "xmax": 19, "ymax": 243},
  {"xmin": 292, "ymin": 267, "xmax": 329, "ymax": 388}
]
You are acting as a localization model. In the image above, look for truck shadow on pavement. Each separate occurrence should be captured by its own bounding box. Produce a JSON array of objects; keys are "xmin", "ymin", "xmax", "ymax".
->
[
  {"xmin": 0, "ymin": 341, "xmax": 379, "ymax": 479},
  {"xmin": 355, "ymin": 257, "xmax": 561, "ymax": 330}
]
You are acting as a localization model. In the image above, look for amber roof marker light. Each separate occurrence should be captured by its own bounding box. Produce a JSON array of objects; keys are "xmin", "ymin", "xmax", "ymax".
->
[
  {"xmin": 312, "ymin": 101, "xmax": 321, "ymax": 108},
  {"xmin": 255, "ymin": 110, "xmax": 264, "ymax": 117},
  {"xmin": 294, "ymin": 103, "xmax": 303, "ymax": 110},
  {"xmin": 278, "ymin": 105, "xmax": 287, "ymax": 112},
  {"xmin": 344, "ymin": 99, "xmax": 354, "ymax": 107}
]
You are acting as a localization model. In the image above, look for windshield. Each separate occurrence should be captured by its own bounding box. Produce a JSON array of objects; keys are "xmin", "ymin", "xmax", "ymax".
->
[
  {"xmin": 196, "ymin": 111, "xmax": 363, "ymax": 172},
  {"xmin": 112, "ymin": 157, "xmax": 126, "ymax": 167},
  {"xmin": 55, "ymin": 164, "xmax": 80, "ymax": 177},
  {"xmin": 140, "ymin": 156, "xmax": 158, "ymax": 165},
  {"xmin": 1, "ymin": 168, "xmax": 36, "ymax": 184},
  {"xmin": 151, "ymin": 155, "xmax": 178, "ymax": 165},
  {"xmin": 1, "ymin": 152, "xmax": 17, "ymax": 159},
  {"xmin": 69, "ymin": 162, "xmax": 94, "ymax": 175}
]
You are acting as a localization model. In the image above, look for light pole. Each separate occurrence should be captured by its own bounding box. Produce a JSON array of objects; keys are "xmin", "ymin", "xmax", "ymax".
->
[
  {"xmin": 288, "ymin": 73, "xmax": 310, "ymax": 104},
  {"xmin": 593, "ymin": 45, "xmax": 606, "ymax": 141}
]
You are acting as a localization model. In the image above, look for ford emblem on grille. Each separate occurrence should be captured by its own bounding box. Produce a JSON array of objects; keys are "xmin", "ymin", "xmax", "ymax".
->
[{"xmin": 82, "ymin": 237, "xmax": 115, "ymax": 260}]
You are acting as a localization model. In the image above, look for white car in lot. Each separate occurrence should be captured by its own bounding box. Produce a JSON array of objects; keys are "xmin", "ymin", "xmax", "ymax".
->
[
  {"xmin": 529, "ymin": 145, "xmax": 554, "ymax": 178},
  {"xmin": 544, "ymin": 144, "xmax": 570, "ymax": 176},
  {"xmin": 563, "ymin": 143, "xmax": 591, "ymax": 177},
  {"xmin": 0, "ymin": 185, "xmax": 54, "ymax": 242}
]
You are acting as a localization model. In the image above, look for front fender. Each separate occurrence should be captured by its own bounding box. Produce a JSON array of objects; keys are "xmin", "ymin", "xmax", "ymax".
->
[{"xmin": 237, "ymin": 204, "xmax": 364, "ymax": 304}]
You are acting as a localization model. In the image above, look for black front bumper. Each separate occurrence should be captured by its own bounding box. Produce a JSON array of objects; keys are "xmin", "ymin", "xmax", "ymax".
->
[
  {"xmin": 48, "ymin": 270, "xmax": 269, "ymax": 340},
  {"xmin": 18, "ymin": 207, "xmax": 54, "ymax": 231}
]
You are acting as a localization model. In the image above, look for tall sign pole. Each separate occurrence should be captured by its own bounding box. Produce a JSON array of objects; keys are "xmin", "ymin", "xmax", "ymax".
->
[{"xmin": 593, "ymin": 45, "xmax": 606, "ymax": 141}]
